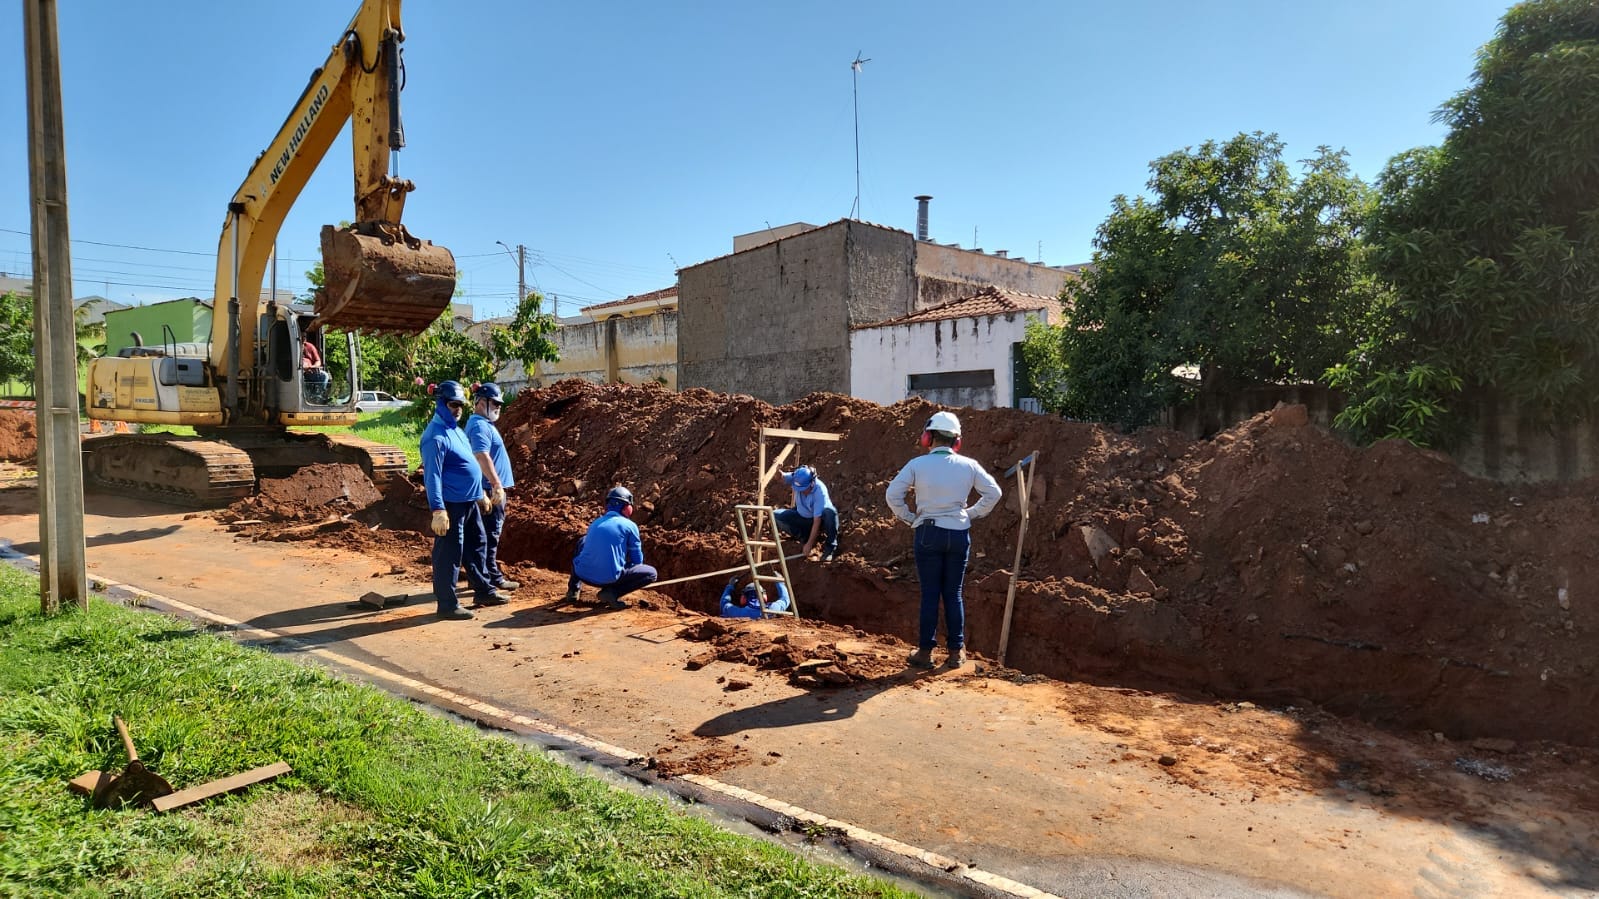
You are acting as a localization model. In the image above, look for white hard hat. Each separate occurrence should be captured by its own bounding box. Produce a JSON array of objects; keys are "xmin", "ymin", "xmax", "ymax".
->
[{"xmin": 925, "ymin": 410, "xmax": 962, "ymax": 436}]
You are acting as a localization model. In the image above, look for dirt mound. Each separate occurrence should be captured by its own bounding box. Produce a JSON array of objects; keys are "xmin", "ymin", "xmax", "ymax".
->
[
  {"xmin": 0, "ymin": 410, "xmax": 37, "ymax": 462},
  {"xmin": 677, "ymin": 616, "xmax": 907, "ymax": 687},
  {"xmin": 220, "ymin": 463, "xmax": 383, "ymax": 523},
  {"xmin": 490, "ymin": 380, "xmax": 1599, "ymax": 746}
]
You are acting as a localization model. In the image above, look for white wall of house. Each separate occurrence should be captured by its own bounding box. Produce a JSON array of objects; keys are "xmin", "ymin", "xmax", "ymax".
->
[{"xmin": 848, "ymin": 310, "xmax": 1044, "ymax": 410}]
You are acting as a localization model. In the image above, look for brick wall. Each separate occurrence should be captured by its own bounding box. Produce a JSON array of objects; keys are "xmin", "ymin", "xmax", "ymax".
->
[{"xmin": 680, "ymin": 225, "xmax": 853, "ymax": 403}]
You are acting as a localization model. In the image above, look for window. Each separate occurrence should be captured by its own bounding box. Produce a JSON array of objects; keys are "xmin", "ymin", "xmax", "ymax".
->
[{"xmin": 906, "ymin": 370, "xmax": 995, "ymax": 390}]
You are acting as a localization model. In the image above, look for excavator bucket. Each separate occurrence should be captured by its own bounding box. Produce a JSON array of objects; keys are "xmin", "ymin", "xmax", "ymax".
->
[{"xmin": 317, "ymin": 223, "xmax": 456, "ymax": 335}]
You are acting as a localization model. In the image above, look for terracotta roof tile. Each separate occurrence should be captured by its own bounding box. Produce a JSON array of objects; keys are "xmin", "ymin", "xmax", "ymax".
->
[
  {"xmin": 862, "ymin": 285, "xmax": 1059, "ymax": 328},
  {"xmin": 580, "ymin": 286, "xmax": 678, "ymax": 314}
]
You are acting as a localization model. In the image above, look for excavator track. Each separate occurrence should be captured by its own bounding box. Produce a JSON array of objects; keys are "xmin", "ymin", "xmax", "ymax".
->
[
  {"xmin": 81, "ymin": 432, "xmax": 410, "ymax": 509},
  {"xmin": 81, "ymin": 434, "xmax": 256, "ymax": 507},
  {"xmin": 208, "ymin": 429, "xmax": 409, "ymax": 485}
]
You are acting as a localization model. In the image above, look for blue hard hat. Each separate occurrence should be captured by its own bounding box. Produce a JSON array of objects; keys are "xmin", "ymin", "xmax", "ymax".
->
[
  {"xmin": 435, "ymin": 380, "xmax": 468, "ymax": 404},
  {"xmin": 606, "ymin": 485, "xmax": 634, "ymax": 509},
  {"xmin": 741, "ymin": 583, "xmax": 764, "ymax": 605},
  {"xmin": 473, "ymin": 382, "xmax": 504, "ymax": 403},
  {"xmin": 791, "ymin": 466, "xmax": 816, "ymax": 490}
]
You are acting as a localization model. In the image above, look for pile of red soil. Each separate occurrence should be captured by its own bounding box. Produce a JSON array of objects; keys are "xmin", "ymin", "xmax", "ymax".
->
[
  {"xmin": 0, "ymin": 410, "xmax": 37, "ymax": 462},
  {"xmin": 224, "ymin": 463, "xmax": 384, "ymax": 523},
  {"xmin": 491, "ymin": 380, "xmax": 1599, "ymax": 746}
]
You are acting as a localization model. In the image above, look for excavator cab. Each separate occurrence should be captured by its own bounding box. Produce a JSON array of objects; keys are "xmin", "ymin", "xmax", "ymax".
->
[{"xmin": 260, "ymin": 305, "xmax": 364, "ymax": 424}]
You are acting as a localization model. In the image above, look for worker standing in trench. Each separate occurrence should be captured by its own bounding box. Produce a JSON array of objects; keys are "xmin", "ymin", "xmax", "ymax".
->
[
  {"xmin": 421, "ymin": 380, "xmax": 505, "ymax": 620},
  {"xmin": 465, "ymin": 382, "xmax": 518, "ymax": 593},
  {"xmin": 885, "ymin": 411, "xmax": 1002, "ymax": 669}
]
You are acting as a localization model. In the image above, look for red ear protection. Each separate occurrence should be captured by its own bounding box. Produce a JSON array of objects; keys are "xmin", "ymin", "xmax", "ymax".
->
[
  {"xmin": 919, "ymin": 430, "xmax": 932, "ymax": 449},
  {"xmin": 621, "ymin": 503, "xmax": 635, "ymax": 519},
  {"xmin": 954, "ymin": 436, "xmax": 962, "ymax": 452}
]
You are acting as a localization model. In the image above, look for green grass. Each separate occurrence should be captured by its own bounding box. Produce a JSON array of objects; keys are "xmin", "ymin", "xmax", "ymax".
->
[
  {"xmin": 0, "ymin": 563, "xmax": 913, "ymax": 898},
  {"xmin": 142, "ymin": 409, "xmax": 425, "ymax": 470}
]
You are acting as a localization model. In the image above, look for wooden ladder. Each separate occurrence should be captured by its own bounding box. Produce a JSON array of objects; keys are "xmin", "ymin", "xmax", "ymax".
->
[{"xmin": 734, "ymin": 504, "xmax": 797, "ymax": 618}]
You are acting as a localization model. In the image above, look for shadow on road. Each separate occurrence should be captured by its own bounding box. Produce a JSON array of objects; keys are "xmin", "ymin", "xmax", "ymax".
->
[
  {"xmin": 692, "ymin": 672, "xmax": 927, "ymax": 737},
  {"xmin": 241, "ymin": 595, "xmax": 446, "ymax": 649},
  {"xmin": 8, "ymin": 525, "xmax": 182, "ymax": 557}
]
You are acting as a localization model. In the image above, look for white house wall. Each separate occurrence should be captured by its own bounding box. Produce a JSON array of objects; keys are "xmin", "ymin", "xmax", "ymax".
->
[{"xmin": 848, "ymin": 311, "xmax": 1041, "ymax": 409}]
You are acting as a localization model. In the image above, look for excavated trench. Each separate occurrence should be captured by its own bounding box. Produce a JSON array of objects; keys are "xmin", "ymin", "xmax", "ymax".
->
[{"xmin": 479, "ymin": 380, "xmax": 1599, "ymax": 747}]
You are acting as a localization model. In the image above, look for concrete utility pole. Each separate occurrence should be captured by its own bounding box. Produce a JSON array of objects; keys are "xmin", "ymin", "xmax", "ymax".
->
[
  {"xmin": 23, "ymin": 0, "xmax": 88, "ymax": 613},
  {"xmin": 497, "ymin": 240, "xmax": 529, "ymax": 314}
]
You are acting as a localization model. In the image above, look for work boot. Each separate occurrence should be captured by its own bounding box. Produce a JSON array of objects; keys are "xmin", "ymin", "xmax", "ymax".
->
[
  {"xmin": 561, "ymin": 588, "xmax": 581, "ymax": 604},
  {"xmin": 495, "ymin": 579, "xmax": 521, "ymax": 591},
  {"xmin": 596, "ymin": 588, "xmax": 626, "ymax": 610},
  {"xmin": 945, "ymin": 647, "xmax": 967, "ymax": 669},
  {"xmin": 472, "ymin": 592, "xmax": 509, "ymax": 607},
  {"xmin": 821, "ymin": 547, "xmax": 838, "ymax": 563},
  {"xmin": 435, "ymin": 607, "xmax": 475, "ymax": 620},
  {"xmin": 907, "ymin": 647, "xmax": 935, "ymax": 669}
]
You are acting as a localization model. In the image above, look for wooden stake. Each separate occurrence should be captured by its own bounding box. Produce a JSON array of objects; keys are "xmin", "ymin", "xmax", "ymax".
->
[{"xmin": 997, "ymin": 451, "xmax": 1039, "ymax": 668}]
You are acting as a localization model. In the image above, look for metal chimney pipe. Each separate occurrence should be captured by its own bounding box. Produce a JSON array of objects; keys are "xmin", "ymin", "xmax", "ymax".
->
[{"xmin": 914, "ymin": 195, "xmax": 932, "ymax": 241}]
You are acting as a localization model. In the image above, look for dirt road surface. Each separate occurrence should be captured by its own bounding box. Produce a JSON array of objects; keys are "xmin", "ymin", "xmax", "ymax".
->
[{"xmin": 2, "ymin": 479, "xmax": 1596, "ymax": 897}]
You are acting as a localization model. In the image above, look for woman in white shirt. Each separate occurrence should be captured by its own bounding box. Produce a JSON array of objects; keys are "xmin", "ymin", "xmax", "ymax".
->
[{"xmin": 885, "ymin": 411, "xmax": 1002, "ymax": 669}]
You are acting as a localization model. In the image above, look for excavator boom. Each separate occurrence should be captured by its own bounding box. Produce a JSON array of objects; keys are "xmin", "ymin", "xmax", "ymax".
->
[{"xmin": 83, "ymin": 0, "xmax": 451, "ymax": 507}]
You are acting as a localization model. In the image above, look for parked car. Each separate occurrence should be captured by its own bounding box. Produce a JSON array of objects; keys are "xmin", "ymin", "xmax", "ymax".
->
[{"xmin": 354, "ymin": 390, "xmax": 409, "ymax": 412}]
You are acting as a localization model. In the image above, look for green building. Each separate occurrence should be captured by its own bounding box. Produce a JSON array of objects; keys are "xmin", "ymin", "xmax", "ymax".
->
[{"xmin": 102, "ymin": 298, "xmax": 213, "ymax": 356}]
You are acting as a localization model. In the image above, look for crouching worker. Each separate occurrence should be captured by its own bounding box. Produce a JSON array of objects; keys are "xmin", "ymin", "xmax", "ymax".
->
[
  {"xmin": 775, "ymin": 465, "xmax": 840, "ymax": 562},
  {"xmin": 563, "ymin": 486, "xmax": 657, "ymax": 609},
  {"xmin": 720, "ymin": 575, "xmax": 792, "ymax": 619}
]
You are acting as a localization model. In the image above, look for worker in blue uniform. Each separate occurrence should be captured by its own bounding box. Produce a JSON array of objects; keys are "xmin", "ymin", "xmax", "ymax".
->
[
  {"xmin": 465, "ymin": 382, "xmax": 518, "ymax": 593},
  {"xmin": 719, "ymin": 576, "xmax": 792, "ymax": 619},
  {"xmin": 421, "ymin": 380, "xmax": 505, "ymax": 620},
  {"xmin": 775, "ymin": 465, "xmax": 840, "ymax": 562},
  {"xmin": 562, "ymin": 485, "xmax": 657, "ymax": 609}
]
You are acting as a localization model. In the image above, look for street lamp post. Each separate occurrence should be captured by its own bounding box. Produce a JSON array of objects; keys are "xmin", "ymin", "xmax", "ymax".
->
[{"xmin": 496, "ymin": 241, "xmax": 528, "ymax": 316}]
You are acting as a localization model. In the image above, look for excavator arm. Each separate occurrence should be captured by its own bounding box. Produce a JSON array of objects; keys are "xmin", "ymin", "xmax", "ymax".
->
[{"xmin": 210, "ymin": 0, "xmax": 454, "ymax": 412}]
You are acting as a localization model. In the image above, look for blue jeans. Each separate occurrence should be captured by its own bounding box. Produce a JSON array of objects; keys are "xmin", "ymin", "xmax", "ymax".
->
[
  {"xmin": 774, "ymin": 507, "xmax": 839, "ymax": 553},
  {"xmin": 482, "ymin": 498, "xmax": 508, "ymax": 585},
  {"xmin": 913, "ymin": 524, "xmax": 970, "ymax": 651},
  {"xmin": 433, "ymin": 500, "xmax": 494, "ymax": 612}
]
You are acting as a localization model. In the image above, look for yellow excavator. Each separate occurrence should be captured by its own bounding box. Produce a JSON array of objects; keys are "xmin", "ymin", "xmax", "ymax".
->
[{"xmin": 83, "ymin": 0, "xmax": 454, "ymax": 504}]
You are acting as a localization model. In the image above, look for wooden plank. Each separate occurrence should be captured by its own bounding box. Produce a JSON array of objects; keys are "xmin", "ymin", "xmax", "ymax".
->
[
  {"xmin": 758, "ymin": 427, "xmax": 841, "ymax": 442},
  {"xmin": 151, "ymin": 762, "xmax": 292, "ymax": 813},
  {"xmin": 68, "ymin": 770, "xmax": 112, "ymax": 797}
]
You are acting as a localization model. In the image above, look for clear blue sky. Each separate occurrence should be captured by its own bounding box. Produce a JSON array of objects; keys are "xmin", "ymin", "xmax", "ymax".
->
[{"xmin": 2, "ymin": 0, "xmax": 1510, "ymax": 320}]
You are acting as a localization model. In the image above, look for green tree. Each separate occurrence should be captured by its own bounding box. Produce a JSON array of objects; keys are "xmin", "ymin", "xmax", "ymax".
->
[
  {"xmin": 1017, "ymin": 319, "xmax": 1071, "ymax": 414},
  {"xmin": 1040, "ymin": 132, "xmax": 1381, "ymax": 426},
  {"xmin": 406, "ymin": 314, "xmax": 494, "ymax": 418},
  {"xmin": 487, "ymin": 290, "xmax": 560, "ymax": 381},
  {"xmin": 1333, "ymin": 0, "xmax": 1599, "ymax": 446},
  {"xmin": 0, "ymin": 292, "xmax": 33, "ymax": 389}
]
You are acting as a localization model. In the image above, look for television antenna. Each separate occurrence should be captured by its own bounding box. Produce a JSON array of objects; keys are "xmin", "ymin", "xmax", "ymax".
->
[{"xmin": 850, "ymin": 52, "xmax": 871, "ymax": 220}]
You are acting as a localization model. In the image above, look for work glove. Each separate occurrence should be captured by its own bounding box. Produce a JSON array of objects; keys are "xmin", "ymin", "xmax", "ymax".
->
[
  {"xmin": 477, "ymin": 494, "xmax": 493, "ymax": 514},
  {"xmin": 430, "ymin": 510, "xmax": 449, "ymax": 536},
  {"xmin": 491, "ymin": 487, "xmax": 507, "ymax": 507},
  {"xmin": 727, "ymin": 575, "xmax": 740, "ymax": 589}
]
